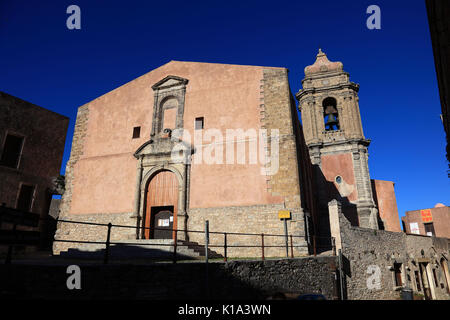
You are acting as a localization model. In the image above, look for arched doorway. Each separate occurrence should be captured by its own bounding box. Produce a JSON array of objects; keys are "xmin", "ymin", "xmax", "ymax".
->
[{"xmin": 144, "ymin": 170, "xmax": 178, "ymax": 240}]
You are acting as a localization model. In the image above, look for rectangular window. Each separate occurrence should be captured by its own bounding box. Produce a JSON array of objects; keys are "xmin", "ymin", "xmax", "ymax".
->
[
  {"xmin": 16, "ymin": 184, "xmax": 34, "ymax": 212},
  {"xmin": 394, "ymin": 263, "xmax": 403, "ymax": 287},
  {"xmin": 195, "ymin": 117, "xmax": 204, "ymax": 130},
  {"xmin": 0, "ymin": 134, "xmax": 24, "ymax": 168},
  {"xmin": 424, "ymin": 223, "xmax": 435, "ymax": 236},
  {"xmin": 132, "ymin": 127, "xmax": 141, "ymax": 139}
]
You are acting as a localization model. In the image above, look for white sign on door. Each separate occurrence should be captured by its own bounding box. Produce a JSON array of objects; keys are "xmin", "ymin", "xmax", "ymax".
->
[{"xmin": 158, "ymin": 219, "xmax": 170, "ymax": 227}]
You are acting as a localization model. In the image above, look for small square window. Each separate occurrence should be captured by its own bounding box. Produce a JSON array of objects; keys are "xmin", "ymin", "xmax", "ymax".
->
[
  {"xmin": 132, "ymin": 127, "xmax": 141, "ymax": 139},
  {"xmin": 195, "ymin": 117, "xmax": 204, "ymax": 130}
]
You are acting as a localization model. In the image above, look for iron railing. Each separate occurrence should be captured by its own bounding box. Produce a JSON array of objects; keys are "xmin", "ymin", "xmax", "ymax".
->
[{"xmin": 2, "ymin": 216, "xmax": 336, "ymax": 264}]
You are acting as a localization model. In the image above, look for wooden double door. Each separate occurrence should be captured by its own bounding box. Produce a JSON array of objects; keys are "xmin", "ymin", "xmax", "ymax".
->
[{"xmin": 144, "ymin": 170, "xmax": 178, "ymax": 240}]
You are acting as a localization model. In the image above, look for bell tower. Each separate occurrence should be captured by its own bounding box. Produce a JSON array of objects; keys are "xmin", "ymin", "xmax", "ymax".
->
[{"xmin": 296, "ymin": 49, "xmax": 379, "ymax": 230}]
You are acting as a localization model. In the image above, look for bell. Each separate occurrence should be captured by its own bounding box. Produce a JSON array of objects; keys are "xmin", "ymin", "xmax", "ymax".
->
[
  {"xmin": 325, "ymin": 113, "xmax": 339, "ymax": 130},
  {"xmin": 324, "ymin": 105, "xmax": 337, "ymax": 115}
]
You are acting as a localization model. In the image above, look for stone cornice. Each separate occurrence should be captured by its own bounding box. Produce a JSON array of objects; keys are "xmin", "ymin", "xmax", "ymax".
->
[
  {"xmin": 296, "ymin": 82, "xmax": 360, "ymax": 101},
  {"xmin": 307, "ymin": 138, "xmax": 371, "ymax": 150}
]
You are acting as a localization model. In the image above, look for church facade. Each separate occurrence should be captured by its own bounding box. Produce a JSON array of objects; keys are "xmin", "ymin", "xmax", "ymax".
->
[{"xmin": 53, "ymin": 51, "xmax": 400, "ymax": 257}]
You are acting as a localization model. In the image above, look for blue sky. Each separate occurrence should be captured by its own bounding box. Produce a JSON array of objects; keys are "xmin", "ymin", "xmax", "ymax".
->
[{"xmin": 0, "ymin": 0, "xmax": 448, "ymax": 221}]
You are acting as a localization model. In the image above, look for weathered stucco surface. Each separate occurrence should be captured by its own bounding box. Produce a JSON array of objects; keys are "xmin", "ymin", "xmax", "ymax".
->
[
  {"xmin": 68, "ymin": 61, "xmax": 286, "ymax": 215},
  {"xmin": 371, "ymin": 179, "xmax": 401, "ymax": 232}
]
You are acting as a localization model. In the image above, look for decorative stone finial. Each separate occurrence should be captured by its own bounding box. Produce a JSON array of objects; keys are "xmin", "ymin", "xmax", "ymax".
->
[{"xmin": 304, "ymin": 49, "xmax": 344, "ymax": 76}]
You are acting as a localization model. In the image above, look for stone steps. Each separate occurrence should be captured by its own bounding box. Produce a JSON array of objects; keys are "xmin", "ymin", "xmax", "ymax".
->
[
  {"xmin": 179, "ymin": 240, "xmax": 223, "ymax": 259},
  {"xmin": 58, "ymin": 239, "xmax": 223, "ymax": 260}
]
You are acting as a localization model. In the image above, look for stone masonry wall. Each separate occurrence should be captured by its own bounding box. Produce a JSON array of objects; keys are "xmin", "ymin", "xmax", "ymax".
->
[
  {"xmin": 57, "ymin": 104, "xmax": 89, "ymax": 220},
  {"xmin": 53, "ymin": 212, "xmax": 136, "ymax": 254},
  {"xmin": 0, "ymin": 256, "xmax": 338, "ymax": 300},
  {"xmin": 187, "ymin": 204, "xmax": 307, "ymax": 258},
  {"xmin": 261, "ymin": 68, "xmax": 302, "ymax": 210},
  {"xmin": 332, "ymin": 201, "xmax": 450, "ymax": 300},
  {"xmin": 258, "ymin": 68, "xmax": 309, "ymax": 254}
]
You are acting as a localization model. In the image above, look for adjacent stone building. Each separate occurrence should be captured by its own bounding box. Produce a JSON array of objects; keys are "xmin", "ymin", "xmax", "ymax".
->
[
  {"xmin": 0, "ymin": 91, "xmax": 69, "ymax": 246},
  {"xmin": 329, "ymin": 200, "xmax": 450, "ymax": 300}
]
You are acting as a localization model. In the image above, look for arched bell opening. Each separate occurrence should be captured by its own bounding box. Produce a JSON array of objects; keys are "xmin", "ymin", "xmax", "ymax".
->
[{"xmin": 323, "ymin": 97, "xmax": 340, "ymax": 131}]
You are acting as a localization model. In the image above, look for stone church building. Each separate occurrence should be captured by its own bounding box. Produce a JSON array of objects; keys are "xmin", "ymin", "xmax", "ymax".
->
[{"xmin": 53, "ymin": 50, "xmax": 401, "ymax": 257}]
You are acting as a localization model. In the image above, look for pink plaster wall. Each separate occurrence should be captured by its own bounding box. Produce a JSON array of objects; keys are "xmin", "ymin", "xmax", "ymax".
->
[
  {"xmin": 69, "ymin": 61, "xmax": 285, "ymax": 214},
  {"xmin": 371, "ymin": 179, "xmax": 401, "ymax": 232},
  {"xmin": 320, "ymin": 153, "xmax": 358, "ymax": 202}
]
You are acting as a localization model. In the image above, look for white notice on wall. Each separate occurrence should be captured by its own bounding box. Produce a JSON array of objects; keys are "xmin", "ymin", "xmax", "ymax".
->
[
  {"xmin": 410, "ymin": 222, "xmax": 420, "ymax": 234},
  {"xmin": 161, "ymin": 219, "xmax": 170, "ymax": 227}
]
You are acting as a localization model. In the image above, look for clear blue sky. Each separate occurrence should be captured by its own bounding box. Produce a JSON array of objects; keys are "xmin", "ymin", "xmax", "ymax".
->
[{"xmin": 1, "ymin": 0, "xmax": 448, "ymax": 221}]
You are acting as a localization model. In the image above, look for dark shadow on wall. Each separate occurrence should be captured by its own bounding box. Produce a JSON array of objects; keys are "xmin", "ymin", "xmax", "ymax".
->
[
  {"xmin": 57, "ymin": 242, "xmax": 222, "ymax": 261},
  {"xmin": 313, "ymin": 166, "xmax": 358, "ymax": 254},
  {"xmin": 0, "ymin": 257, "xmax": 339, "ymax": 300},
  {"xmin": 370, "ymin": 180, "xmax": 385, "ymax": 231}
]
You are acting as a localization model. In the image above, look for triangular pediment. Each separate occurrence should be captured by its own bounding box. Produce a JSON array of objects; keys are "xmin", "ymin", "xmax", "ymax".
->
[{"xmin": 151, "ymin": 75, "xmax": 189, "ymax": 91}]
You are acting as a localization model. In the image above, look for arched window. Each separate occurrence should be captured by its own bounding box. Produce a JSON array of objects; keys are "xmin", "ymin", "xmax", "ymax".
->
[
  {"xmin": 323, "ymin": 97, "xmax": 339, "ymax": 131},
  {"xmin": 161, "ymin": 97, "xmax": 178, "ymax": 132}
]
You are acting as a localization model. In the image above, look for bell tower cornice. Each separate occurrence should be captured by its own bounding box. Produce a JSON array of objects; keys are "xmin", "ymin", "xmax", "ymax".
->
[{"xmin": 296, "ymin": 82, "xmax": 359, "ymax": 101}]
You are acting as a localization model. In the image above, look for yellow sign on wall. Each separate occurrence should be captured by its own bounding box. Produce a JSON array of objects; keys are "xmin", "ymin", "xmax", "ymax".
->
[
  {"xmin": 421, "ymin": 209, "xmax": 432, "ymax": 222},
  {"xmin": 278, "ymin": 210, "xmax": 291, "ymax": 219}
]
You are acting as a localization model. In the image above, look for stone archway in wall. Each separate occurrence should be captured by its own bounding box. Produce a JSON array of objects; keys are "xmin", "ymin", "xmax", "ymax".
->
[{"xmin": 143, "ymin": 169, "xmax": 180, "ymax": 240}]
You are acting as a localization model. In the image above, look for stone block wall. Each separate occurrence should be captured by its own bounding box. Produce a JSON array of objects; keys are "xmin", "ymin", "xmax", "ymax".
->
[
  {"xmin": 261, "ymin": 68, "xmax": 302, "ymax": 210},
  {"xmin": 330, "ymin": 200, "xmax": 450, "ymax": 300},
  {"xmin": 0, "ymin": 256, "xmax": 338, "ymax": 300},
  {"xmin": 53, "ymin": 104, "xmax": 90, "ymax": 254},
  {"xmin": 53, "ymin": 205, "xmax": 308, "ymax": 258},
  {"xmin": 187, "ymin": 204, "xmax": 308, "ymax": 258},
  {"xmin": 57, "ymin": 105, "xmax": 89, "ymax": 222},
  {"xmin": 53, "ymin": 212, "xmax": 136, "ymax": 254}
]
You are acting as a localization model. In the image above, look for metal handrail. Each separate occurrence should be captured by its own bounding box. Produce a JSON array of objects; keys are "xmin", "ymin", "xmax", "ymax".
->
[{"xmin": 2, "ymin": 215, "xmax": 336, "ymax": 264}]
